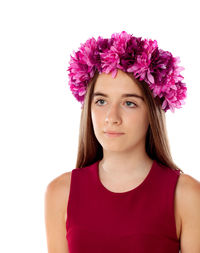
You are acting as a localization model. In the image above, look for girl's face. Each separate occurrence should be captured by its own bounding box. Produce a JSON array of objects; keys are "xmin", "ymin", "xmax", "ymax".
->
[{"xmin": 91, "ymin": 69, "xmax": 150, "ymax": 153}]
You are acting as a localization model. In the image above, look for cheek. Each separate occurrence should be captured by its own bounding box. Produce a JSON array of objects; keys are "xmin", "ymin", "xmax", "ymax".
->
[
  {"xmin": 91, "ymin": 109, "xmax": 103, "ymax": 130},
  {"xmin": 127, "ymin": 113, "xmax": 149, "ymax": 133}
]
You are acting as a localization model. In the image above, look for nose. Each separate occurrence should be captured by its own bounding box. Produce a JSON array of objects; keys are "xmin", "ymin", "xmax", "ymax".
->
[{"xmin": 105, "ymin": 104, "xmax": 122, "ymax": 125}]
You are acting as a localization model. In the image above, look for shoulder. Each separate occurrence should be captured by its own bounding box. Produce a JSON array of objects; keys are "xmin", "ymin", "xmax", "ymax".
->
[
  {"xmin": 176, "ymin": 172, "xmax": 200, "ymax": 215},
  {"xmin": 44, "ymin": 172, "xmax": 72, "ymax": 252},
  {"xmin": 45, "ymin": 171, "xmax": 72, "ymax": 219},
  {"xmin": 45, "ymin": 171, "xmax": 72, "ymax": 197},
  {"xmin": 176, "ymin": 172, "xmax": 200, "ymax": 251},
  {"xmin": 176, "ymin": 172, "xmax": 200, "ymax": 202}
]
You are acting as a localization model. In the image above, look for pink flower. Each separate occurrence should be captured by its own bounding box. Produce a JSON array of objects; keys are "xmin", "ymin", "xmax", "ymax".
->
[{"xmin": 67, "ymin": 31, "xmax": 187, "ymax": 112}]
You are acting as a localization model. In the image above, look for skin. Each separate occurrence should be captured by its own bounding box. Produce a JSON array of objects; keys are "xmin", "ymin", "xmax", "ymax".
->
[
  {"xmin": 44, "ymin": 69, "xmax": 200, "ymax": 252},
  {"xmin": 91, "ymin": 69, "xmax": 153, "ymax": 183}
]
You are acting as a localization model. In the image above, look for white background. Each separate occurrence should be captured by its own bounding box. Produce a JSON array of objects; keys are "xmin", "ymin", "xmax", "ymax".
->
[{"xmin": 0, "ymin": 0, "xmax": 199, "ymax": 252}]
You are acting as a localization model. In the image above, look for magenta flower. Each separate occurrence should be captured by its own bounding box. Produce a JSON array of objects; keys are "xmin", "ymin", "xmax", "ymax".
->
[{"xmin": 67, "ymin": 31, "xmax": 187, "ymax": 112}]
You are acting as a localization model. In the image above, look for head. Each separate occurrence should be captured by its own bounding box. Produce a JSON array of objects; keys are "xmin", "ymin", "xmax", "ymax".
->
[
  {"xmin": 90, "ymin": 69, "xmax": 150, "ymax": 155},
  {"xmin": 75, "ymin": 69, "xmax": 183, "ymax": 173}
]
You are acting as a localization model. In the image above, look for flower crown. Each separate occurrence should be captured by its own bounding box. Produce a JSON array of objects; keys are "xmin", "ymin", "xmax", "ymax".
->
[{"xmin": 67, "ymin": 31, "xmax": 187, "ymax": 112}]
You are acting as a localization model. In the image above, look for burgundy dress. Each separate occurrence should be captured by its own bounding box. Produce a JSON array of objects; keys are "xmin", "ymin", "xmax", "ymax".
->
[{"xmin": 66, "ymin": 159, "xmax": 180, "ymax": 253}]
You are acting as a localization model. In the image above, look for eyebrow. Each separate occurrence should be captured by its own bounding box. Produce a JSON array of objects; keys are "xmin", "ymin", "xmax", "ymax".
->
[{"xmin": 92, "ymin": 92, "xmax": 144, "ymax": 101}]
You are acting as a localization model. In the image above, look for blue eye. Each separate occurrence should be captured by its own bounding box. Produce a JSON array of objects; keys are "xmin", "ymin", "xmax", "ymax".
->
[
  {"xmin": 95, "ymin": 99, "xmax": 106, "ymax": 106},
  {"xmin": 125, "ymin": 101, "xmax": 136, "ymax": 107},
  {"xmin": 95, "ymin": 99, "xmax": 136, "ymax": 108}
]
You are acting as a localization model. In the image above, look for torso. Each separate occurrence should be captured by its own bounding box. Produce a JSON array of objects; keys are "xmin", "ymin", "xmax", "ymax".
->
[{"xmin": 63, "ymin": 169, "xmax": 183, "ymax": 240}]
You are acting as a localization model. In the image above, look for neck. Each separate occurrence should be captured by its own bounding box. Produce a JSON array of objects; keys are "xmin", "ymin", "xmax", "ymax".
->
[{"xmin": 99, "ymin": 150, "xmax": 153, "ymax": 177}]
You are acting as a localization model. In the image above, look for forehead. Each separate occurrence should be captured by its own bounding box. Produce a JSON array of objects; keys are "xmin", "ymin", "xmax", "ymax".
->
[{"xmin": 94, "ymin": 69, "xmax": 142, "ymax": 95}]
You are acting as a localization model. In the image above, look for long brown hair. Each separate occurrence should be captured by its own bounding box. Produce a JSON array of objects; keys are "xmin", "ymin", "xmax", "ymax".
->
[{"xmin": 74, "ymin": 70, "xmax": 184, "ymax": 174}]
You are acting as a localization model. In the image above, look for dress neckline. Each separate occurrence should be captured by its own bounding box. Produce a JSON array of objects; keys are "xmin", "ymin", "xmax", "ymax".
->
[{"xmin": 95, "ymin": 159, "xmax": 156, "ymax": 195}]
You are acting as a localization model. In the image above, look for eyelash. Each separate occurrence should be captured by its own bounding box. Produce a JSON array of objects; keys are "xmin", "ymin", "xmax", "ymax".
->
[{"xmin": 94, "ymin": 99, "xmax": 137, "ymax": 108}]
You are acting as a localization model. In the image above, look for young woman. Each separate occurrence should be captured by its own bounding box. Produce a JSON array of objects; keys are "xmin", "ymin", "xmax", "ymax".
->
[{"xmin": 44, "ymin": 31, "xmax": 200, "ymax": 253}]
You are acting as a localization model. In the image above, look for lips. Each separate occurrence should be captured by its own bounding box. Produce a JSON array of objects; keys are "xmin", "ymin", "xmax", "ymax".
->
[
  {"xmin": 103, "ymin": 131, "xmax": 125, "ymax": 137},
  {"xmin": 105, "ymin": 131, "xmax": 124, "ymax": 134},
  {"xmin": 104, "ymin": 130, "xmax": 124, "ymax": 134}
]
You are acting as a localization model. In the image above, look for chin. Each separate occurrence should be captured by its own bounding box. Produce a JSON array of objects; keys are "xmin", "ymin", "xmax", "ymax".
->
[{"xmin": 100, "ymin": 142, "xmax": 126, "ymax": 152}]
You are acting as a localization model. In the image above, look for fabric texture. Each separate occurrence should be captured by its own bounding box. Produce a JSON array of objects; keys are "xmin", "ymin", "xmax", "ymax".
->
[{"xmin": 66, "ymin": 159, "xmax": 180, "ymax": 253}]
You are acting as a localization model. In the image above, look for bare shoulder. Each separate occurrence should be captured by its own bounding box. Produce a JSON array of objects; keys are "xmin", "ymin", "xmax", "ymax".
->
[
  {"xmin": 176, "ymin": 172, "xmax": 200, "ymax": 198},
  {"xmin": 175, "ymin": 172, "xmax": 200, "ymax": 251},
  {"xmin": 176, "ymin": 172, "xmax": 200, "ymax": 215},
  {"xmin": 44, "ymin": 171, "xmax": 72, "ymax": 253},
  {"xmin": 45, "ymin": 171, "xmax": 72, "ymax": 220}
]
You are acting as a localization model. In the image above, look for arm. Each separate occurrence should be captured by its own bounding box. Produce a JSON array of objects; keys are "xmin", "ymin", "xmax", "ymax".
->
[
  {"xmin": 179, "ymin": 174, "xmax": 200, "ymax": 252},
  {"xmin": 44, "ymin": 172, "xmax": 70, "ymax": 253}
]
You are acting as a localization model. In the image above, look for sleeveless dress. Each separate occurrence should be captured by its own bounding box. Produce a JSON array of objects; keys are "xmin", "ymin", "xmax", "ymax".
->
[{"xmin": 66, "ymin": 159, "xmax": 181, "ymax": 253}]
